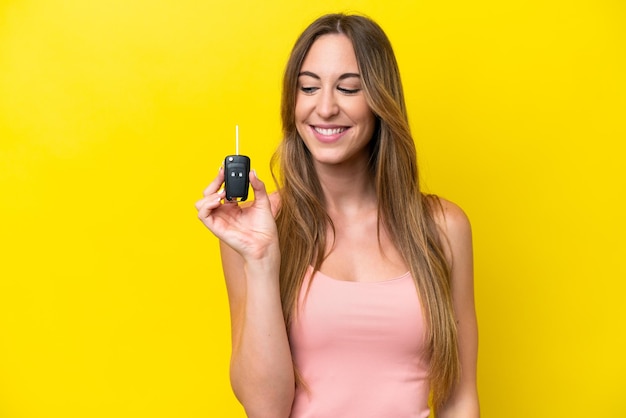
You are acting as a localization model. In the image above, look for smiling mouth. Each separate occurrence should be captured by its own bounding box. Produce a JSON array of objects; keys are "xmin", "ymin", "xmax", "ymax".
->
[{"xmin": 314, "ymin": 126, "xmax": 347, "ymax": 135}]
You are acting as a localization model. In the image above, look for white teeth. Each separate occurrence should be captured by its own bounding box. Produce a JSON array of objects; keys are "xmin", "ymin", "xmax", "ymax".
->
[{"xmin": 314, "ymin": 127, "xmax": 346, "ymax": 136}]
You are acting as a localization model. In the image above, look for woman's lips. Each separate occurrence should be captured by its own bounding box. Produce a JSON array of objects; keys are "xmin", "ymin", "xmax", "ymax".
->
[{"xmin": 310, "ymin": 125, "xmax": 350, "ymax": 143}]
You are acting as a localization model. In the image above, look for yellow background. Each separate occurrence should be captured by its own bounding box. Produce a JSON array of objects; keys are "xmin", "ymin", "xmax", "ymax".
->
[{"xmin": 1, "ymin": 0, "xmax": 624, "ymax": 417}]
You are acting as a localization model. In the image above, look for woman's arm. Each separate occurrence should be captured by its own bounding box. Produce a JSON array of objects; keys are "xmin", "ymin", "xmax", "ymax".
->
[
  {"xmin": 434, "ymin": 199, "xmax": 480, "ymax": 418},
  {"xmin": 196, "ymin": 169, "xmax": 294, "ymax": 417}
]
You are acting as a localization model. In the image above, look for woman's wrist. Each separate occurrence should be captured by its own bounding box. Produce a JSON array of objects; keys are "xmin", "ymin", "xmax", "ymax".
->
[{"xmin": 242, "ymin": 243, "xmax": 281, "ymax": 278}]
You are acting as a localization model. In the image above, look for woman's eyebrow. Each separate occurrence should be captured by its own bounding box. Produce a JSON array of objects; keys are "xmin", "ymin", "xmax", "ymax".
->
[{"xmin": 298, "ymin": 71, "xmax": 361, "ymax": 80}]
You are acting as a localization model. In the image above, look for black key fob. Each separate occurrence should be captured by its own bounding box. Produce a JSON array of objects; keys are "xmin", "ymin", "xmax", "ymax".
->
[{"xmin": 224, "ymin": 155, "xmax": 250, "ymax": 201}]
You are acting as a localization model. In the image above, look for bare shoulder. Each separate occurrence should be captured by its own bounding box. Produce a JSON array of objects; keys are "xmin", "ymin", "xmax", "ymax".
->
[
  {"xmin": 427, "ymin": 196, "xmax": 473, "ymax": 268},
  {"xmin": 430, "ymin": 196, "xmax": 471, "ymax": 237}
]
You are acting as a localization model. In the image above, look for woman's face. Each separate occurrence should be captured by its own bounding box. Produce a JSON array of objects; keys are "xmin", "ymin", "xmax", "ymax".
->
[{"xmin": 295, "ymin": 34, "xmax": 376, "ymax": 169}]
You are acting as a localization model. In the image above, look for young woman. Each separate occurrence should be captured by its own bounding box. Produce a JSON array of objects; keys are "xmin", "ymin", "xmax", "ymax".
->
[{"xmin": 196, "ymin": 13, "xmax": 479, "ymax": 418}]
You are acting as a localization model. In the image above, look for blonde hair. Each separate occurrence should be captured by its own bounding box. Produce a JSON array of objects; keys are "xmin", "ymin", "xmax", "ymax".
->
[{"xmin": 271, "ymin": 13, "xmax": 459, "ymax": 409}]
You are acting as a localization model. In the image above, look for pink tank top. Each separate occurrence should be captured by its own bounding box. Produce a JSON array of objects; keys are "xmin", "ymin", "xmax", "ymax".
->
[{"xmin": 289, "ymin": 267, "xmax": 431, "ymax": 418}]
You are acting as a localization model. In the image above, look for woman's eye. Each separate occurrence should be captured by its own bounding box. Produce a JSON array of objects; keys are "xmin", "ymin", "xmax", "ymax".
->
[
  {"xmin": 338, "ymin": 87, "xmax": 361, "ymax": 94},
  {"xmin": 300, "ymin": 86, "xmax": 319, "ymax": 94}
]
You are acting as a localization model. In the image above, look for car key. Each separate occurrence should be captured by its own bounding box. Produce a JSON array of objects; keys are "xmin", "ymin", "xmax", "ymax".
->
[{"xmin": 224, "ymin": 125, "xmax": 250, "ymax": 202}]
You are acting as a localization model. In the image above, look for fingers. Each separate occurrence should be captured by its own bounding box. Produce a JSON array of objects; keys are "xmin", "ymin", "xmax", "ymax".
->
[
  {"xmin": 249, "ymin": 169, "xmax": 269, "ymax": 201},
  {"xmin": 203, "ymin": 166, "xmax": 225, "ymax": 197},
  {"xmin": 195, "ymin": 189, "xmax": 225, "ymax": 220},
  {"xmin": 247, "ymin": 170, "xmax": 275, "ymax": 213},
  {"xmin": 195, "ymin": 166, "xmax": 225, "ymax": 216}
]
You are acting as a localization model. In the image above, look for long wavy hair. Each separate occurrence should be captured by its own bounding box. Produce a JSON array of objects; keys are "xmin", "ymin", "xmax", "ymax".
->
[{"xmin": 270, "ymin": 13, "xmax": 459, "ymax": 409}]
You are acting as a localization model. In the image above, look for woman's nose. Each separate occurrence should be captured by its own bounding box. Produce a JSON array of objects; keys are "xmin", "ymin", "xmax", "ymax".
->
[{"xmin": 316, "ymin": 90, "xmax": 339, "ymax": 119}]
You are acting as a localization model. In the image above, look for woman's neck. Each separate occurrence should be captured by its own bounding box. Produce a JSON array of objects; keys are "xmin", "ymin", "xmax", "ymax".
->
[{"xmin": 314, "ymin": 159, "xmax": 377, "ymax": 215}]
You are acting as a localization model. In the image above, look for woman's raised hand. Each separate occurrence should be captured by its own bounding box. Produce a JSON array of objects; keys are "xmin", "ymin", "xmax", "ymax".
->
[{"xmin": 195, "ymin": 167, "xmax": 279, "ymax": 261}]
